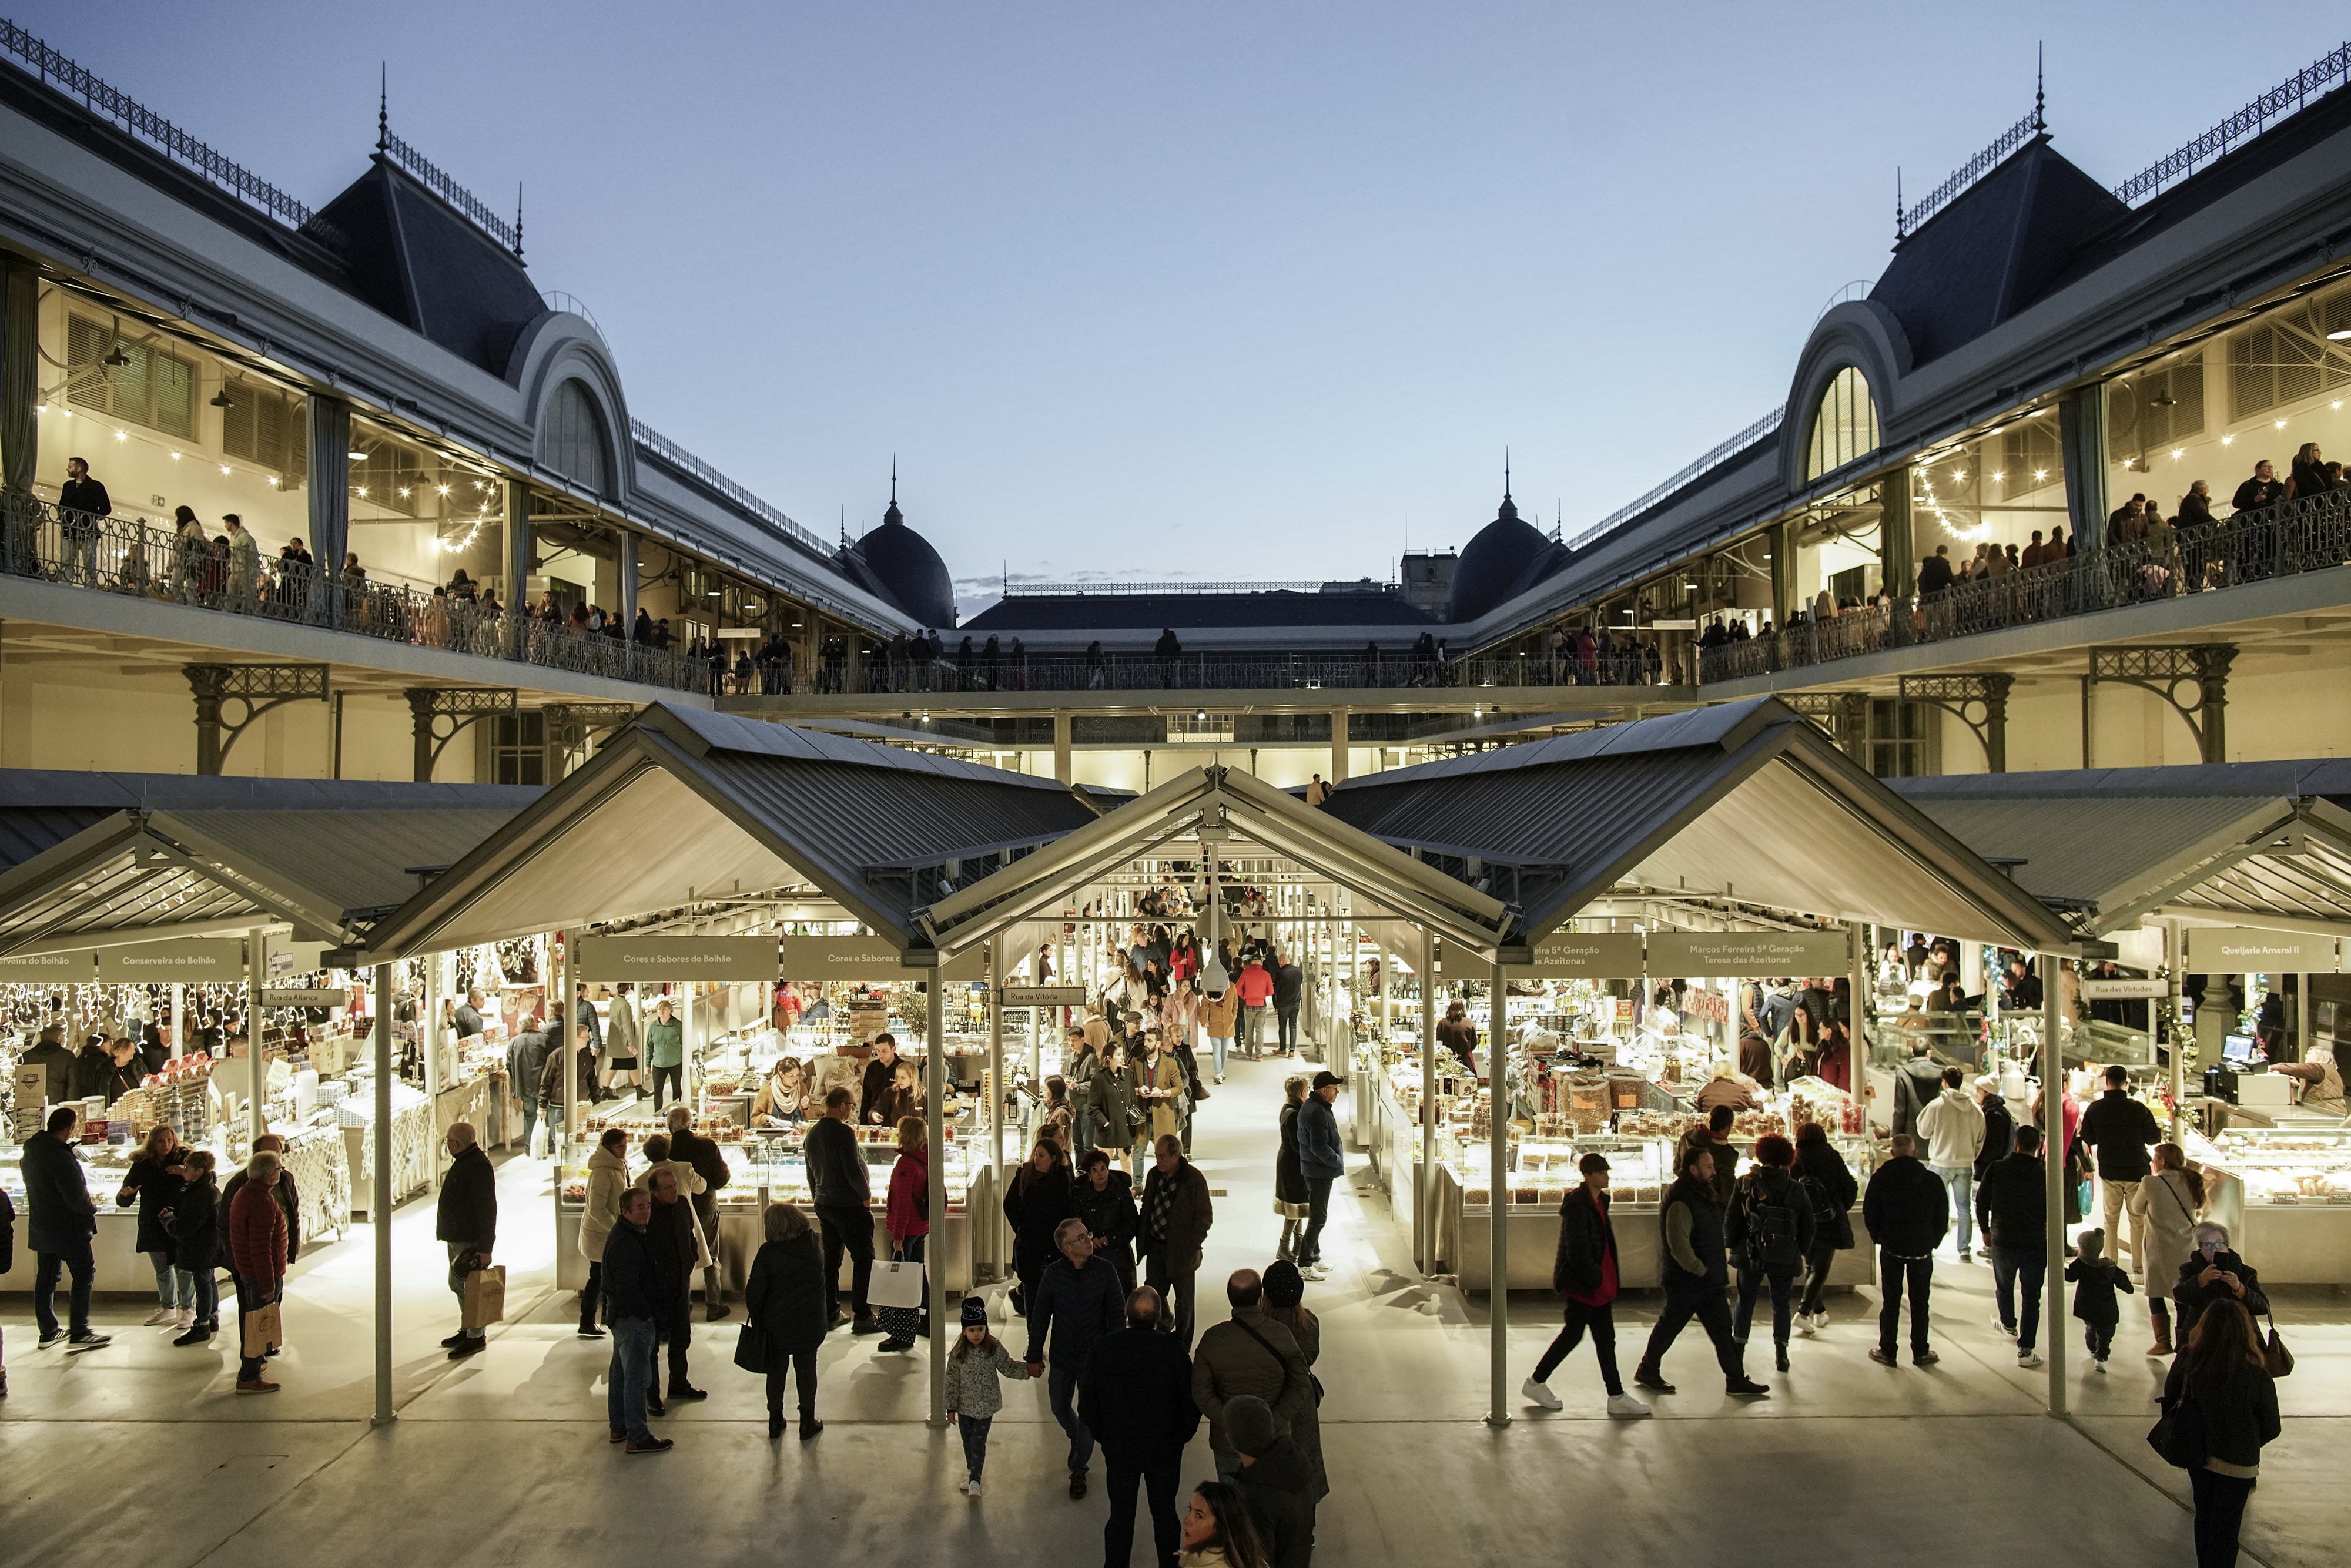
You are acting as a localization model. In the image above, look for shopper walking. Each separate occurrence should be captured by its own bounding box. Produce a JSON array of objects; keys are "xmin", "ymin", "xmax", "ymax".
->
[
  {"xmin": 644, "ymin": 999, "xmax": 684, "ymax": 1111},
  {"xmin": 1973, "ymin": 1075, "xmax": 2015, "ymax": 1187},
  {"xmin": 1977, "ymin": 1123, "xmax": 2050, "ymax": 1368},
  {"xmin": 1026, "ymin": 1217, "xmax": 1126, "ymax": 1499},
  {"xmin": 943, "ymin": 1295, "xmax": 1029, "ymax": 1493},
  {"xmin": 163, "ymin": 1150, "xmax": 220, "ymax": 1346},
  {"xmin": 805, "ymin": 1087, "xmax": 880, "ymax": 1333},
  {"xmin": 1274, "ymin": 1076, "xmax": 1311, "ymax": 1262},
  {"xmin": 1226, "ymin": 1395, "xmax": 1316, "ymax": 1568},
  {"xmin": 1071, "ymin": 1146, "xmax": 1140, "ymax": 1295},
  {"xmin": 1916, "ymin": 1066, "xmax": 1986, "ymax": 1261},
  {"xmin": 1272, "ymin": 956, "xmax": 1304, "ymax": 1057},
  {"xmin": 743, "ymin": 1200, "xmax": 829, "ymax": 1442},
  {"xmin": 1523, "ymin": 1151, "xmax": 1652, "ymax": 1417},
  {"xmin": 1193, "ymin": 1269, "xmax": 1314, "ymax": 1486},
  {"xmin": 1890, "ymin": 1040, "xmax": 1944, "ymax": 1146},
  {"xmin": 2159, "ymin": 1299, "xmax": 2281, "ymax": 1568},
  {"xmin": 2131, "ymin": 1143, "xmax": 2205, "ymax": 1356},
  {"xmin": 1081, "ymin": 1284, "xmax": 1198, "ymax": 1560},
  {"xmin": 1258, "ymin": 1260, "xmax": 1328, "ymax": 1506},
  {"xmin": 116, "ymin": 1125, "xmax": 191, "ymax": 1327},
  {"xmin": 575, "ymin": 1128, "xmax": 629, "ymax": 1338},
  {"xmin": 1234, "ymin": 956, "xmax": 1275, "ymax": 1058},
  {"xmin": 226, "ymin": 1150, "xmax": 286, "ymax": 1392},
  {"xmin": 1727, "ymin": 1132, "xmax": 1817, "ymax": 1373},
  {"xmin": 2078, "ymin": 1063, "xmax": 2162, "ymax": 1265},
  {"xmin": 1862, "ymin": 1133, "xmax": 1949, "ymax": 1368},
  {"xmin": 2173, "ymin": 1222, "xmax": 2269, "ymax": 1343},
  {"xmin": 436, "ymin": 1122, "xmax": 497, "ymax": 1361},
  {"xmin": 1791, "ymin": 1123, "xmax": 1857, "ymax": 1332},
  {"xmin": 2065, "ymin": 1226, "xmax": 2133, "ymax": 1371},
  {"xmin": 1140, "ymin": 1134, "xmax": 1214, "ymax": 1346},
  {"xmin": 1004, "ymin": 1137, "xmax": 1073, "ymax": 1315},
  {"xmin": 1635, "ymin": 1144, "xmax": 1769, "ymax": 1396},
  {"xmin": 1200, "ymin": 983, "xmax": 1240, "ymax": 1085},
  {"xmin": 24, "ymin": 1107, "xmax": 108, "ymax": 1351},
  {"xmin": 1294, "ymin": 1073, "xmax": 1344, "ymax": 1279},
  {"xmin": 1095, "ymin": 1043, "xmax": 1143, "ymax": 1177},
  {"xmin": 880, "ymin": 1115, "xmax": 931, "ymax": 1351},
  {"xmin": 1435, "ymin": 1001, "xmax": 1478, "ymax": 1074},
  {"xmin": 601, "ymin": 1186, "xmax": 670, "ymax": 1453}
]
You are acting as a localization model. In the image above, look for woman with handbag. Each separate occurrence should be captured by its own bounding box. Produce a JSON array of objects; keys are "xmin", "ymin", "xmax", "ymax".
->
[
  {"xmin": 2172, "ymin": 1222, "xmax": 2269, "ymax": 1345},
  {"xmin": 742, "ymin": 1202, "xmax": 829, "ymax": 1441},
  {"xmin": 878, "ymin": 1116, "xmax": 930, "ymax": 1352},
  {"xmin": 2131, "ymin": 1143, "xmax": 2205, "ymax": 1356},
  {"xmin": 1092, "ymin": 1043, "xmax": 1141, "ymax": 1177},
  {"xmin": 1791, "ymin": 1121, "xmax": 1858, "ymax": 1332},
  {"xmin": 1274, "ymin": 1076, "xmax": 1311, "ymax": 1261},
  {"xmin": 2155, "ymin": 1299, "xmax": 2280, "ymax": 1567},
  {"xmin": 1002, "ymin": 1139, "xmax": 1072, "ymax": 1316},
  {"xmin": 1069, "ymin": 1147, "xmax": 1139, "ymax": 1294}
]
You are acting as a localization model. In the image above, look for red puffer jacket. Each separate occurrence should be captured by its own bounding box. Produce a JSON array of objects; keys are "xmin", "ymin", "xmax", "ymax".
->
[
  {"xmin": 228, "ymin": 1178, "xmax": 287, "ymax": 1284},
  {"xmin": 886, "ymin": 1146, "xmax": 930, "ymax": 1243}
]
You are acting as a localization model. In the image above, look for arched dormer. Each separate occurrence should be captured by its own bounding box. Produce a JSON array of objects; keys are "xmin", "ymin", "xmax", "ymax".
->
[
  {"xmin": 508, "ymin": 309, "xmax": 635, "ymax": 501},
  {"xmin": 539, "ymin": 378, "xmax": 611, "ymax": 494},
  {"xmin": 1781, "ymin": 300, "xmax": 1913, "ymax": 491},
  {"xmin": 1806, "ymin": 366, "xmax": 1878, "ymax": 481}
]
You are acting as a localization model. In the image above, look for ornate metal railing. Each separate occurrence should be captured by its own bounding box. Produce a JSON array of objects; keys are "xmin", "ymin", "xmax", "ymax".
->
[
  {"xmin": 775, "ymin": 644, "xmax": 1667, "ymax": 698},
  {"xmin": 1566, "ymin": 408, "xmax": 1785, "ymax": 550},
  {"xmin": 377, "ymin": 125, "xmax": 521, "ymax": 253},
  {"xmin": 1898, "ymin": 99, "xmax": 2044, "ymax": 240},
  {"xmin": 0, "ymin": 492, "xmax": 712, "ymax": 695},
  {"xmin": 1000, "ymin": 579, "xmax": 1337, "ymax": 597},
  {"xmin": 628, "ymin": 420, "xmax": 835, "ymax": 558},
  {"xmin": 0, "ymin": 18, "xmax": 315, "ymax": 232},
  {"xmin": 1699, "ymin": 488, "xmax": 2351, "ymax": 685},
  {"xmin": 2114, "ymin": 41, "xmax": 2351, "ymax": 205}
]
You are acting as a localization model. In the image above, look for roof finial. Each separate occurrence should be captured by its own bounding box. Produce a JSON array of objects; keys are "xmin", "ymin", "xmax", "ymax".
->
[
  {"xmin": 1895, "ymin": 166, "xmax": 1905, "ymax": 242},
  {"xmin": 2034, "ymin": 42, "xmax": 2046, "ymax": 133},
  {"xmin": 377, "ymin": 63, "xmax": 388, "ymax": 153},
  {"xmin": 839, "ymin": 505, "xmax": 848, "ymax": 552},
  {"xmin": 1503, "ymin": 447, "xmax": 1512, "ymax": 501},
  {"xmin": 513, "ymin": 182, "xmax": 524, "ymax": 261},
  {"xmin": 890, "ymin": 453, "xmax": 897, "ymax": 506}
]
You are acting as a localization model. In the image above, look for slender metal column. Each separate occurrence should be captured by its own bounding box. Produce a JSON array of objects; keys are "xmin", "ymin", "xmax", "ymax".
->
[
  {"xmin": 246, "ymin": 928, "xmax": 265, "ymax": 1144},
  {"xmin": 1419, "ymin": 928, "xmax": 1436, "ymax": 1275},
  {"xmin": 989, "ymin": 934, "xmax": 1005, "ymax": 1280},
  {"xmin": 2042, "ymin": 953, "xmax": 2066, "ymax": 1416},
  {"xmin": 2166, "ymin": 919, "xmax": 2185, "ymax": 1138},
  {"xmin": 373, "ymin": 961, "xmax": 395, "ymax": 1426},
  {"xmin": 1487, "ymin": 953, "xmax": 1509, "ymax": 1428},
  {"xmin": 926, "ymin": 963, "xmax": 949, "ymax": 1430}
]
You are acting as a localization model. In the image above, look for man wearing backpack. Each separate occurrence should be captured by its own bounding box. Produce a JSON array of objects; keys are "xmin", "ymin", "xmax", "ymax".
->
[
  {"xmin": 1726, "ymin": 1133, "xmax": 1816, "ymax": 1373},
  {"xmin": 1633, "ymin": 1144, "xmax": 1771, "ymax": 1399}
]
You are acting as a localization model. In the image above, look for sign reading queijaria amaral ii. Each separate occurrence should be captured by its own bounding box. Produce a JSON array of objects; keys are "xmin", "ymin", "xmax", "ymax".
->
[
  {"xmin": 2184, "ymin": 926, "xmax": 2339, "ymax": 972},
  {"xmin": 574, "ymin": 936, "xmax": 779, "ymax": 981}
]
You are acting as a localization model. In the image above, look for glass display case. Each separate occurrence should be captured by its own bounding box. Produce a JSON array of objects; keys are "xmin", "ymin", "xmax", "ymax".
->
[{"xmin": 2183, "ymin": 1123, "xmax": 2351, "ymax": 1284}]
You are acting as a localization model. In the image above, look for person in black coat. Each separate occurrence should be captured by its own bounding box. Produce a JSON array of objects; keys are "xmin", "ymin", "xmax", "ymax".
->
[
  {"xmin": 1070, "ymin": 1148, "xmax": 1140, "ymax": 1295},
  {"xmin": 220, "ymin": 1135, "xmax": 302, "ymax": 1268},
  {"xmin": 1975, "ymin": 1125, "xmax": 2050, "ymax": 1365},
  {"xmin": 642, "ymin": 1162, "xmax": 706, "ymax": 1403},
  {"xmin": 1227, "ymin": 1394, "xmax": 1315, "ymax": 1568},
  {"xmin": 2172, "ymin": 1222, "xmax": 2269, "ymax": 1342},
  {"xmin": 68, "ymin": 1037, "xmax": 117, "ymax": 1103},
  {"xmin": 22, "ymin": 1024, "xmax": 75, "ymax": 1104},
  {"xmin": 116, "ymin": 1127, "xmax": 189, "ymax": 1325},
  {"xmin": 165, "ymin": 1150, "xmax": 222, "ymax": 1343},
  {"xmin": 1080, "ymin": 1284, "xmax": 1200, "ymax": 1567},
  {"xmin": 1634, "ymin": 1144, "xmax": 1769, "ymax": 1398},
  {"xmin": 1861, "ymin": 1133, "xmax": 1949, "ymax": 1366},
  {"xmin": 744, "ymin": 1201, "xmax": 829, "ymax": 1440},
  {"xmin": 1271, "ymin": 960, "xmax": 1304, "ymax": 1055},
  {"xmin": 2159, "ymin": 1299, "xmax": 2281, "ymax": 1567},
  {"xmin": 1792, "ymin": 1123, "xmax": 1857, "ymax": 1327},
  {"xmin": 435, "ymin": 1123, "xmax": 498, "ymax": 1358},
  {"xmin": 600, "ymin": 1188, "xmax": 668, "ymax": 1451},
  {"xmin": 1972, "ymin": 1076, "xmax": 2016, "ymax": 1185},
  {"xmin": 1275, "ymin": 1081, "xmax": 1309, "ymax": 1262},
  {"xmin": 665, "ymin": 1107, "xmax": 733, "ymax": 1322},
  {"xmin": 1726, "ymin": 1134, "xmax": 1817, "ymax": 1372},
  {"xmin": 1003, "ymin": 1140, "xmax": 1074, "ymax": 1315},
  {"xmin": 1524, "ymin": 1151, "xmax": 1647, "ymax": 1416},
  {"xmin": 24, "ymin": 1107, "xmax": 106, "ymax": 1348}
]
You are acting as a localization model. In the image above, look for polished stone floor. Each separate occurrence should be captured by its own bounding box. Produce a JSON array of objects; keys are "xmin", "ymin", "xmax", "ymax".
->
[{"xmin": 4, "ymin": 1049, "xmax": 2342, "ymax": 1567}]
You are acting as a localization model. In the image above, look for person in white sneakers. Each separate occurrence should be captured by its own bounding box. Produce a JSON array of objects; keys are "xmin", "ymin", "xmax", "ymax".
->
[
  {"xmin": 1523, "ymin": 1152, "xmax": 1650, "ymax": 1419},
  {"xmin": 1915, "ymin": 1066, "xmax": 1986, "ymax": 1261}
]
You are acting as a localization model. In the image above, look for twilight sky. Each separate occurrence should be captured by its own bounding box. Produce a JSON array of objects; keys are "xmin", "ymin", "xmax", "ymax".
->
[{"xmin": 26, "ymin": 2, "xmax": 2335, "ymax": 614}]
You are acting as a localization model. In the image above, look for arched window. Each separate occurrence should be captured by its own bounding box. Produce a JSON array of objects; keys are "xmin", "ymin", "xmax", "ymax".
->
[
  {"xmin": 1806, "ymin": 366, "xmax": 1879, "ymax": 481},
  {"xmin": 539, "ymin": 379, "xmax": 609, "ymax": 494}
]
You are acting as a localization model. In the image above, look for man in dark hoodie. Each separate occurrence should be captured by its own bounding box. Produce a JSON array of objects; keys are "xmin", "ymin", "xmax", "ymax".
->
[
  {"xmin": 1633, "ymin": 1144, "xmax": 1770, "ymax": 1398},
  {"xmin": 1976, "ymin": 1123, "xmax": 2051, "ymax": 1369},
  {"xmin": 1863, "ymin": 1133, "xmax": 1949, "ymax": 1367},
  {"xmin": 1228, "ymin": 1393, "xmax": 1316, "ymax": 1568}
]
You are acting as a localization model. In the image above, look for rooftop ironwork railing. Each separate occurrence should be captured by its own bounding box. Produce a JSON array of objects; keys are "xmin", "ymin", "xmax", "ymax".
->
[
  {"xmin": 1, "ymin": 492, "xmax": 712, "ymax": 695},
  {"xmin": 376, "ymin": 123, "xmax": 521, "ymax": 254},
  {"xmin": 1897, "ymin": 98, "xmax": 2045, "ymax": 241},
  {"xmin": 2114, "ymin": 41, "xmax": 2351, "ymax": 205},
  {"xmin": 1000, "ymin": 579, "xmax": 1359, "ymax": 597},
  {"xmin": 1565, "ymin": 408, "xmax": 1785, "ymax": 551},
  {"xmin": 628, "ymin": 420, "xmax": 835, "ymax": 558},
  {"xmin": 1696, "ymin": 487, "xmax": 2351, "ymax": 685},
  {"xmin": 0, "ymin": 18, "xmax": 316, "ymax": 232}
]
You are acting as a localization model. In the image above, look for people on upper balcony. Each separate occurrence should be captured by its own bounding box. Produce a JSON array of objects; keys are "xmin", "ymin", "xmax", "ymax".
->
[
  {"xmin": 1916, "ymin": 545, "xmax": 1956, "ymax": 599},
  {"xmin": 2286, "ymin": 443, "xmax": 2332, "ymax": 500},
  {"xmin": 2232, "ymin": 459, "xmax": 2283, "ymax": 512},
  {"xmin": 2108, "ymin": 494, "xmax": 2148, "ymax": 545},
  {"xmin": 2178, "ymin": 481, "xmax": 2215, "ymax": 528}
]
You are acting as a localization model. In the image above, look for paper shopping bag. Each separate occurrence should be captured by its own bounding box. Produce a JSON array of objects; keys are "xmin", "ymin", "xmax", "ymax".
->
[
  {"xmin": 866, "ymin": 1258, "xmax": 926, "ymax": 1310},
  {"xmin": 462, "ymin": 1265, "xmax": 508, "ymax": 1330},
  {"xmin": 242, "ymin": 1299, "xmax": 282, "ymax": 1358}
]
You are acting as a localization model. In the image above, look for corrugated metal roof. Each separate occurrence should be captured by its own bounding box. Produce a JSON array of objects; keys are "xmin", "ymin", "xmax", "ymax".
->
[
  {"xmin": 649, "ymin": 705, "xmax": 1077, "ymax": 792},
  {"xmin": 164, "ymin": 809, "xmax": 535, "ymax": 922},
  {"xmin": 1355, "ymin": 698, "xmax": 1772, "ymax": 786},
  {"xmin": 0, "ymin": 768, "xmax": 540, "ymax": 812},
  {"xmin": 1880, "ymin": 792, "xmax": 2280, "ymax": 910},
  {"xmin": 1889, "ymin": 759, "xmax": 2351, "ymax": 802}
]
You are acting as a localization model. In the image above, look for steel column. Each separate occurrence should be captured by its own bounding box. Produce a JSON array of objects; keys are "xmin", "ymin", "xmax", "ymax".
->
[
  {"xmin": 1487, "ymin": 953, "xmax": 1509, "ymax": 1428},
  {"xmin": 373, "ymin": 961, "xmax": 395, "ymax": 1426},
  {"xmin": 1419, "ymin": 927, "xmax": 1435, "ymax": 1275},
  {"xmin": 246, "ymin": 928, "xmax": 264, "ymax": 1144},
  {"xmin": 989, "ymin": 934, "xmax": 1004, "ymax": 1279},
  {"xmin": 2166, "ymin": 919, "xmax": 2185, "ymax": 1138},
  {"xmin": 2042, "ymin": 953, "xmax": 2066, "ymax": 1417},
  {"xmin": 926, "ymin": 964, "xmax": 949, "ymax": 1430}
]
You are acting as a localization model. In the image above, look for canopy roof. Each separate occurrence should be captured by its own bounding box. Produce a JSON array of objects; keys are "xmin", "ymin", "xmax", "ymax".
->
[
  {"xmin": 356, "ymin": 705, "xmax": 1105, "ymax": 959},
  {"xmin": 0, "ymin": 770, "xmax": 538, "ymax": 955},
  {"xmin": 919, "ymin": 763, "xmax": 1513, "ymax": 960},
  {"xmin": 1890, "ymin": 762, "xmax": 2351, "ymax": 939},
  {"xmin": 1322, "ymin": 698, "xmax": 2078, "ymax": 952}
]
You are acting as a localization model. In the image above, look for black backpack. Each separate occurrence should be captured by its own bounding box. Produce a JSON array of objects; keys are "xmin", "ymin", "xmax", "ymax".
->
[{"xmin": 1743, "ymin": 1178, "xmax": 1803, "ymax": 1274}]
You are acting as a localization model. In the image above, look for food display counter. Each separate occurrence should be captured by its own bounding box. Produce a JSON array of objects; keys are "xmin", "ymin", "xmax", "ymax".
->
[{"xmin": 2182, "ymin": 1121, "xmax": 2351, "ymax": 1284}]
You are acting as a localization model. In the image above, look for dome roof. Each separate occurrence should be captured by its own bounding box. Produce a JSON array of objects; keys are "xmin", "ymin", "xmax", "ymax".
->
[
  {"xmin": 1448, "ymin": 491, "xmax": 1565, "ymax": 622},
  {"xmin": 843, "ymin": 481, "xmax": 957, "ymax": 628}
]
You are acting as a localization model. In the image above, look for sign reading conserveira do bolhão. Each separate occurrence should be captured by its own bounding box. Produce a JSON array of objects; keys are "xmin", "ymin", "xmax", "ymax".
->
[
  {"xmin": 575, "ymin": 936, "xmax": 778, "ymax": 982},
  {"xmin": 96, "ymin": 940, "xmax": 246, "ymax": 983}
]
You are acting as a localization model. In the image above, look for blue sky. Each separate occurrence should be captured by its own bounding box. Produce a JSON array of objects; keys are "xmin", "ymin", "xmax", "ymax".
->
[{"xmin": 27, "ymin": 3, "xmax": 2339, "ymax": 612}]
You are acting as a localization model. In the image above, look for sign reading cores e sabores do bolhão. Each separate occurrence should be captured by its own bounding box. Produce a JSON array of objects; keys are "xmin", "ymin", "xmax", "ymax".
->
[
  {"xmin": 574, "ymin": 936, "xmax": 778, "ymax": 982},
  {"xmin": 778, "ymin": 937, "xmax": 984, "ymax": 982}
]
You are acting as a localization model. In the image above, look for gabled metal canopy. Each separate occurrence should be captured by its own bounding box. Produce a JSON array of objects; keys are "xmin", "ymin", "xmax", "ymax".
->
[
  {"xmin": 354, "ymin": 705, "xmax": 1106, "ymax": 959},
  {"xmin": 1890, "ymin": 767, "xmax": 2351, "ymax": 938},
  {"xmin": 1325, "ymin": 698, "xmax": 2079, "ymax": 953},
  {"xmin": 917, "ymin": 763, "xmax": 1513, "ymax": 961},
  {"xmin": 0, "ymin": 772, "xmax": 537, "ymax": 956}
]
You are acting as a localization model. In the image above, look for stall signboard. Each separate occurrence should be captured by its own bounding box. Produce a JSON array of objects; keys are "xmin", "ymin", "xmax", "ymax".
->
[
  {"xmin": 2185, "ymin": 926, "xmax": 2337, "ymax": 973},
  {"xmin": 261, "ymin": 987, "xmax": 345, "ymax": 1009},
  {"xmin": 1001, "ymin": 985, "xmax": 1087, "ymax": 1007},
  {"xmin": 847, "ymin": 999, "xmax": 888, "ymax": 1044},
  {"xmin": 2080, "ymin": 978, "xmax": 2169, "ymax": 999},
  {"xmin": 95, "ymin": 940, "xmax": 245, "ymax": 983},
  {"xmin": 1515, "ymin": 933, "xmax": 1646, "ymax": 977},
  {"xmin": 575, "ymin": 936, "xmax": 776, "ymax": 982},
  {"xmin": 1646, "ymin": 929, "xmax": 1852, "ymax": 976},
  {"xmin": 778, "ymin": 937, "xmax": 983, "ymax": 982},
  {"xmin": 0, "ymin": 949, "xmax": 92, "ymax": 980}
]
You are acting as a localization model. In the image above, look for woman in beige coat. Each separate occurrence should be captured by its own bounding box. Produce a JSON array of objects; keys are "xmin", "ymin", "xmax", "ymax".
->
[
  {"xmin": 575, "ymin": 1128, "xmax": 631, "ymax": 1336},
  {"xmin": 2129, "ymin": 1141, "xmax": 2205, "ymax": 1356}
]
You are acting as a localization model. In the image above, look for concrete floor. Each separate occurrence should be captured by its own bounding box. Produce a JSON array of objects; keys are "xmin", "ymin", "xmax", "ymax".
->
[{"xmin": 5, "ymin": 1050, "xmax": 2343, "ymax": 1567}]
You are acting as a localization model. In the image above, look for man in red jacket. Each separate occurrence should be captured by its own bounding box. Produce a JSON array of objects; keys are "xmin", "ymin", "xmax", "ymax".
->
[
  {"xmin": 228, "ymin": 1151, "xmax": 289, "ymax": 1393},
  {"xmin": 1234, "ymin": 959, "xmax": 1275, "ymax": 1060}
]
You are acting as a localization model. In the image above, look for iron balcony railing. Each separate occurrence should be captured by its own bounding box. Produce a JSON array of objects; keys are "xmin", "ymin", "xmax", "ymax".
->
[
  {"xmin": 780, "ymin": 644, "xmax": 1668, "ymax": 698},
  {"xmin": 2, "ymin": 492, "xmax": 712, "ymax": 695},
  {"xmin": 2113, "ymin": 40, "xmax": 2351, "ymax": 206},
  {"xmin": 1697, "ymin": 487, "xmax": 2351, "ymax": 686}
]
